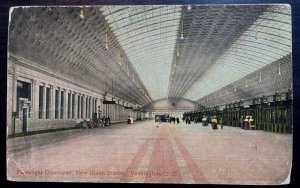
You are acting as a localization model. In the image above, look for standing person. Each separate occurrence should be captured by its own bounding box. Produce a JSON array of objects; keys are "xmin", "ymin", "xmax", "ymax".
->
[
  {"xmin": 202, "ymin": 116, "xmax": 207, "ymax": 126},
  {"xmin": 176, "ymin": 117, "xmax": 180, "ymax": 124},
  {"xmin": 240, "ymin": 116, "xmax": 244, "ymax": 129},
  {"xmin": 107, "ymin": 116, "xmax": 111, "ymax": 125},
  {"xmin": 219, "ymin": 117, "xmax": 223, "ymax": 130},
  {"xmin": 244, "ymin": 116, "xmax": 249, "ymax": 130},
  {"xmin": 211, "ymin": 116, "xmax": 218, "ymax": 129},
  {"xmin": 127, "ymin": 115, "xmax": 131, "ymax": 124},
  {"xmin": 102, "ymin": 116, "xmax": 106, "ymax": 126}
]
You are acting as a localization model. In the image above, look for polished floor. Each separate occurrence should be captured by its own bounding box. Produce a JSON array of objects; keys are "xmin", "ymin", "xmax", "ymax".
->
[{"xmin": 7, "ymin": 120, "xmax": 292, "ymax": 184}]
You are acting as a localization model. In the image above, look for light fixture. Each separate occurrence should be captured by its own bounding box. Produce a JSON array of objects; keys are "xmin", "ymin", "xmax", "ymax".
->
[
  {"xmin": 180, "ymin": 21, "xmax": 184, "ymax": 40},
  {"xmin": 187, "ymin": 5, "xmax": 191, "ymax": 11},
  {"xmin": 177, "ymin": 46, "xmax": 179, "ymax": 56},
  {"xmin": 255, "ymin": 22, "xmax": 259, "ymax": 39},
  {"xmin": 278, "ymin": 62, "xmax": 281, "ymax": 75},
  {"xmin": 234, "ymin": 85, "xmax": 237, "ymax": 92},
  {"xmin": 79, "ymin": 7, "xmax": 84, "ymax": 19},
  {"xmin": 259, "ymin": 71, "xmax": 262, "ymax": 82},
  {"xmin": 119, "ymin": 52, "xmax": 122, "ymax": 65},
  {"xmin": 105, "ymin": 30, "xmax": 109, "ymax": 49}
]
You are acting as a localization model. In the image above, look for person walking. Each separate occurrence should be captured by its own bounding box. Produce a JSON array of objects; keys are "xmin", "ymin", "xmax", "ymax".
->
[{"xmin": 219, "ymin": 117, "xmax": 223, "ymax": 130}]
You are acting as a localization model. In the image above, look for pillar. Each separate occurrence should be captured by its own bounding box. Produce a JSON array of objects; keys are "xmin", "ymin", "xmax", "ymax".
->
[
  {"xmin": 32, "ymin": 80, "xmax": 40, "ymax": 119},
  {"xmin": 57, "ymin": 87, "xmax": 61, "ymax": 119},
  {"xmin": 74, "ymin": 92, "xmax": 78, "ymax": 119},
  {"xmin": 90, "ymin": 97, "xmax": 93, "ymax": 119},
  {"xmin": 82, "ymin": 95, "xmax": 86, "ymax": 119},
  {"xmin": 63, "ymin": 89, "xmax": 68, "ymax": 119},
  {"xmin": 50, "ymin": 85, "xmax": 55, "ymax": 119}
]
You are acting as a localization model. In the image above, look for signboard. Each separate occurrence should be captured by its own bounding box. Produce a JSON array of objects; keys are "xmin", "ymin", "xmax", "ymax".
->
[{"xmin": 103, "ymin": 100, "xmax": 116, "ymax": 104}]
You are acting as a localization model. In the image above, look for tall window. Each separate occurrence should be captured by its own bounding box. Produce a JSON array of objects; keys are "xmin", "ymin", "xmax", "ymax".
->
[
  {"xmin": 16, "ymin": 81, "xmax": 31, "ymax": 117},
  {"xmin": 38, "ymin": 86, "xmax": 44, "ymax": 119},
  {"xmin": 89, "ymin": 98, "xmax": 91, "ymax": 118},
  {"xmin": 72, "ymin": 94, "xmax": 75, "ymax": 119},
  {"xmin": 81, "ymin": 96, "xmax": 83, "ymax": 119},
  {"xmin": 46, "ymin": 87, "xmax": 50, "ymax": 119},
  {"xmin": 92, "ymin": 99, "xmax": 95, "ymax": 114},
  {"xmin": 67, "ymin": 93, "xmax": 71, "ymax": 119},
  {"xmin": 60, "ymin": 91, "xmax": 64, "ymax": 119},
  {"xmin": 55, "ymin": 90, "xmax": 59, "ymax": 119},
  {"xmin": 77, "ymin": 96, "xmax": 80, "ymax": 118},
  {"xmin": 86, "ymin": 98, "xmax": 88, "ymax": 118}
]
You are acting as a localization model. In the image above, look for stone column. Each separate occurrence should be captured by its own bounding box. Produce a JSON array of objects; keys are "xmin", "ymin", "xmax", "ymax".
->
[
  {"xmin": 57, "ymin": 87, "xmax": 61, "ymax": 119},
  {"xmin": 12, "ymin": 76, "xmax": 18, "ymax": 114},
  {"xmin": 63, "ymin": 89, "xmax": 68, "ymax": 119},
  {"xmin": 50, "ymin": 85, "xmax": 55, "ymax": 119},
  {"xmin": 74, "ymin": 92, "xmax": 78, "ymax": 119},
  {"xmin": 90, "ymin": 97, "xmax": 93, "ymax": 119},
  {"xmin": 95, "ymin": 98, "xmax": 98, "ymax": 119},
  {"xmin": 32, "ymin": 80, "xmax": 40, "ymax": 119}
]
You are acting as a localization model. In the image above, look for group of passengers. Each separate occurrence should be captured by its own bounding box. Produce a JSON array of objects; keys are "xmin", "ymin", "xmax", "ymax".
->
[
  {"xmin": 240, "ymin": 115, "xmax": 254, "ymax": 130},
  {"xmin": 169, "ymin": 117, "xmax": 180, "ymax": 124},
  {"xmin": 79, "ymin": 116, "xmax": 111, "ymax": 129},
  {"xmin": 183, "ymin": 115, "xmax": 223, "ymax": 130},
  {"xmin": 209, "ymin": 116, "xmax": 223, "ymax": 130}
]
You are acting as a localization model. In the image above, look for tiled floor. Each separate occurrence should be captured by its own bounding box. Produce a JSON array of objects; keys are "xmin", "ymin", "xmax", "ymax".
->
[{"xmin": 7, "ymin": 120, "xmax": 292, "ymax": 184}]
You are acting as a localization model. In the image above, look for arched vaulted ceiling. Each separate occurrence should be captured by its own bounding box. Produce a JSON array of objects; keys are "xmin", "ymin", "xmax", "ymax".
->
[
  {"xmin": 8, "ymin": 5, "xmax": 292, "ymax": 108},
  {"xmin": 101, "ymin": 6, "xmax": 182, "ymax": 101}
]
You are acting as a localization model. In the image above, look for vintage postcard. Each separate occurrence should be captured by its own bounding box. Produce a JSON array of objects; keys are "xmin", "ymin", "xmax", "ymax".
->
[{"xmin": 7, "ymin": 4, "xmax": 292, "ymax": 184}]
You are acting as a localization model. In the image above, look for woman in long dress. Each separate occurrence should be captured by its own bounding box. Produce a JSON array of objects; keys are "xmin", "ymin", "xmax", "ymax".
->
[{"xmin": 211, "ymin": 116, "xmax": 218, "ymax": 129}]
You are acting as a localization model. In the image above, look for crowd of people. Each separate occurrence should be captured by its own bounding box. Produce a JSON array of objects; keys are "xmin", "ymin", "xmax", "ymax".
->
[
  {"xmin": 182, "ymin": 115, "xmax": 224, "ymax": 130},
  {"xmin": 77, "ymin": 114, "xmax": 254, "ymax": 130},
  {"xmin": 78, "ymin": 116, "xmax": 111, "ymax": 129},
  {"xmin": 168, "ymin": 117, "xmax": 180, "ymax": 124},
  {"xmin": 240, "ymin": 115, "xmax": 254, "ymax": 130},
  {"xmin": 182, "ymin": 114, "xmax": 254, "ymax": 130}
]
